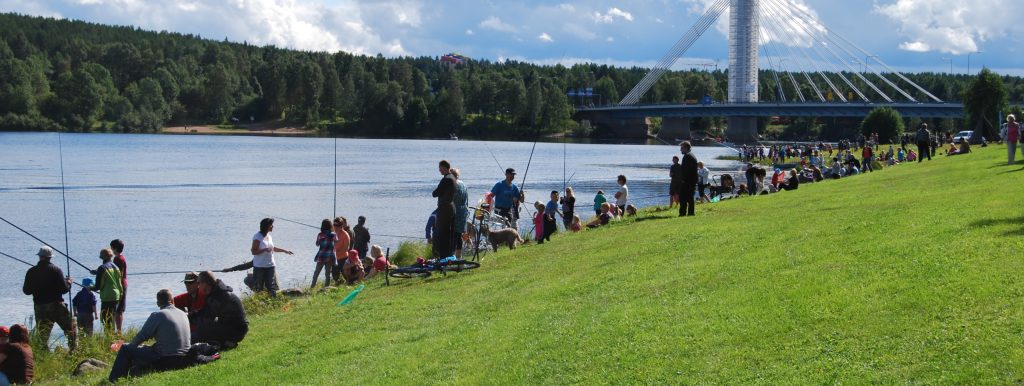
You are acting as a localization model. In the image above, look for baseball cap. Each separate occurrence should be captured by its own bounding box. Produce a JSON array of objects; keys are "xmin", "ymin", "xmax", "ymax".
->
[
  {"xmin": 81, "ymin": 278, "xmax": 94, "ymax": 287},
  {"xmin": 36, "ymin": 246, "xmax": 53, "ymax": 258},
  {"xmin": 505, "ymin": 168, "xmax": 516, "ymax": 174},
  {"xmin": 182, "ymin": 272, "xmax": 199, "ymax": 283},
  {"xmin": 0, "ymin": 326, "xmax": 8, "ymax": 338}
]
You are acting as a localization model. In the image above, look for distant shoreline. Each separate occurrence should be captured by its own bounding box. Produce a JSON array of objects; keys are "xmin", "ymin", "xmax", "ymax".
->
[{"xmin": 162, "ymin": 124, "xmax": 315, "ymax": 137}]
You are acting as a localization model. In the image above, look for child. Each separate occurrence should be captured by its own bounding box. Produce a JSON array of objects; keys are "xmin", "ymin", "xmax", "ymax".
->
[
  {"xmin": 341, "ymin": 249, "xmax": 364, "ymax": 285},
  {"xmin": 544, "ymin": 190, "xmax": 560, "ymax": 242},
  {"xmin": 312, "ymin": 219, "xmax": 337, "ymax": 288},
  {"xmin": 587, "ymin": 202, "xmax": 613, "ymax": 228},
  {"xmin": 91, "ymin": 248, "xmax": 123, "ymax": 332},
  {"xmin": 533, "ymin": 201, "xmax": 545, "ymax": 244},
  {"xmin": 366, "ymin": 245, "xmax": 396, "ymax": 279},
  {"xmin": 570, "ymin": 215, "xmax": 582, "ymax": 232},
  {"xmin": 72, "ymin": 278, "xmax": 98, "ymax": 336},
  {"xmin": 592, "ymin": 190, "xmax": 607, "ymax": 216}
]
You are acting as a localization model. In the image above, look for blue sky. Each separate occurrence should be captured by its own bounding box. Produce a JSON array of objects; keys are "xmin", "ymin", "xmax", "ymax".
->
[{"xmin": 2, "ymin": 0, "xmax": 1021, "ymax": 75}]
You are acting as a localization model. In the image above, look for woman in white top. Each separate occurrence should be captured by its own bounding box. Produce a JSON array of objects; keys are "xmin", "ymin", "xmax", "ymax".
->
[
  {"xmin": 696, "ymin": 162, "xmax": 710, "ymax": 203},
  {"xmin": 250, "ymin": 218, "xmax": 293, "ymax": 297}
]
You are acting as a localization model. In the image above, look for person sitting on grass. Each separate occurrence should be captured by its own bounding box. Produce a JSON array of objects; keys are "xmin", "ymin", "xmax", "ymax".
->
[
  {"xmin": 173, "ymin": 272, "xmax": 206, "ymax": 334},
  {"xmin": 586, "ymin": 203, "xmax": 613, "ymax": 229},
  {"xmin": 341, "ymin": 250, "xmax": 364, "ymax": 285},
  {"xmin": 193, "ymin": 271, "xmax": 248, "ymax": 349},
  {"xmin": 779, "ymin": 169, "xmax": 800, "ymax": 191},
  {"xmin": 948, "ymin": 138, "xmax": 971, "ymax": 156},
  {"xmin": 365, "ymin": 245, "xmax": 396, "ymax": 280},
  {"xmin": 0, "ymin": 324, "xmax": 33, "ymax": 385},
  {"xmin": 570, "ymin": 215, "xmax": 582, "ymax": 232},
  {"xmin": 108, "ymin": 289, "xmax": 190, "ymax": 383}
]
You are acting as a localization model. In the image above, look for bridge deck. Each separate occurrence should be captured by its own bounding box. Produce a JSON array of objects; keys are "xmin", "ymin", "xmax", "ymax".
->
[{"xmin": 576, "ymin": 102, "xmax": 963, "ymax": 119}]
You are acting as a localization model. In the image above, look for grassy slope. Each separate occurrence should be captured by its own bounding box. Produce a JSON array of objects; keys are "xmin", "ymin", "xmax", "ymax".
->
[{"xmin": 58, "ymin": 146, "xmax": 1024, "ymax": 384}]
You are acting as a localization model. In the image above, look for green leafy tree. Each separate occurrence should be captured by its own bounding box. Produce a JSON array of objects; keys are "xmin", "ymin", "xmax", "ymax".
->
[
  {"xmin": 962, "ymin": 68, "xmax": 1007, "ymax": 139},
  {"xmin": 860, "ymin": 107, "xmax": 904, "ymax": 144}
]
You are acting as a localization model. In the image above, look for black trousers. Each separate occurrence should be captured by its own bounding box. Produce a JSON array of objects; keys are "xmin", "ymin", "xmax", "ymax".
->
[
  {"xmin": 679, "ymin": 186, "xmax": 696, "ymax": 216},
  {"xmin": 433, "ymin": 204, "xmax": 455, "ymax": 258},
  {"xmin": 917, "ymin": 141, "xmax": 931, "ymax": 161}
]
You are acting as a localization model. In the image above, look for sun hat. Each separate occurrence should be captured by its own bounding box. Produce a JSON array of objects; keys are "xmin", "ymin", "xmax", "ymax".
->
[
  {"xmin": 182, "ymin": 272, "xmax": 199, "ymax": 283},
  {"xmin": 37, "ymin": 246, "xmax": 53, "ymax": 258}
]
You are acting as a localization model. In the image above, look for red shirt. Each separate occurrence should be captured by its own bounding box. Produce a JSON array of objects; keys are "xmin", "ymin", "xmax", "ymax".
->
[
  {"xmin": 173, "ymin": 291, "xmax": 206, "ymax": 313},
  {"xmin": 373, "ymin": 256, "xmax": 390, "ymax": 271},
  {"xmin": 1009, "ymin": 122, "xmax": 1020, "ymax": 142},
  {"xmin": 114, "ymin": 253, "xmax": 127, "ymax": 289}
]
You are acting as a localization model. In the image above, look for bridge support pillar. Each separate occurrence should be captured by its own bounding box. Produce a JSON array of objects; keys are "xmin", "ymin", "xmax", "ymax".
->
[
  {"xmin": 659, "ymin": 117, "xmax": 691, "ymax": 142},
  {"xmin": 727, "ymin": 116, "xmax": 758, "ymax": 143}
]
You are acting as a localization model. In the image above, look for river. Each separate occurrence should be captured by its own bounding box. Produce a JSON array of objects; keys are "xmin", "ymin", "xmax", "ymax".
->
[{"xmin": 0, "ymin": 132, "xmax": 740, "ymax": 335}]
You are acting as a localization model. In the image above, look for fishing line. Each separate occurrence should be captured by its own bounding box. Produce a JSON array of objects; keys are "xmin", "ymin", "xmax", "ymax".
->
[
  {"xmin": 269, "ymin": 214, "xmax": 420, "ymax": 239},
  {"xmin": 1, "ymin": 250, "xmax": 89, "ymax": 289}
]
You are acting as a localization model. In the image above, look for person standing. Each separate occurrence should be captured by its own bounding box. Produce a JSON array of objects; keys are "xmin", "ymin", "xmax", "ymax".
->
[
  {"xmin": 352, "ymin": 216, "xmax": 371, "ymax": 260},
  {"xmin": 669, "ymin": 156, "xmax": 682, "ymax": 208},
  {"xmin": 250, "ymin": 218, "xmax": 294, "ymax": 297},
  {"xmin": 22, "ymin": 246, "xmax": 76, "ymax": 350},
  {"xmin": 451, "ymin": 168, "xmax": 470, "ymax": 259},
  {"xmin": 861, "ymin": 144, "xmax": 874, "ymax": 173},
  {"xmin": 696, "ymin": 162, "xmax": 710, "ymax": 203},
  {"xmin": 71, "ymin": 278, "xmax": 97, "ymax": 336},
  {"xmin": 679, "ymin": 141, "xmax": 698, "ymax": 217},
  {"xmin": 109, "ymin": 239, "xmax": 127, "ymax": 335},
  {"xmin": 1002, "ymin": 114, "xmax": 1019, "ymax": 165},
  {"xmin": 431, "ymin": 160, "xmax": 456, "ymax": 258},
  {"xmin": 916, "ymin": 123, "xmax": 932, "ymax": 162},
  {"xmin": 614, "ymin": 175, "xmax": 628, "ymax": 217},
  {"xmin": 560, "ymin": 187, "xmax": 576, "ymax": 230},
  {"xmin": 311, "ymin": 219, "xmax": 336, "ymax": 288},
  {"xmin": 91, "ymin": 248, "xmax": 123, "ymax": 334},
  {"xmin": 107, "ymin": 289, "xmax": 190, "ymax": 383},
  {"xmin": 544, "ymin": 190, "xmax": 561, "ymax": 241},
  {"xmin": 490, "ymin": 168, "xmax": 523, "ymax": 224},
  {"xmin": 331, "ymin": 217, "xmax": 351, "ymax": 286}
]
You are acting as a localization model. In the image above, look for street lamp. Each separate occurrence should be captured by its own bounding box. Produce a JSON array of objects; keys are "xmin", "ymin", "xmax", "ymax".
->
[
  {"xmin": 941, "ymin": 57, "xmax": 953, "ymax": 74},
  {"xmin": 967, "ymin": 51, "xmax": 983, "ymax": 75},
  {"xmin": 864, "ymin": 55, "xmax": 878, "ymax": 73}
]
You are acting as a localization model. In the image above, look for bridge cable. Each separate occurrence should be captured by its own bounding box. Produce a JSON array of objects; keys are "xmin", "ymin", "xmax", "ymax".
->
[
  {"xmin": 757, "ymin": 28, "xmax": 788, "ymax": 102},
  {"xmin": 619, "ymin": 0, "xmax": 729, "ymax": 105},
  {"xmin": 758, "ymin": 6, "xmax": 826, "ymax": 102},
  {"xmin": 761, "ymin": 2, "xmax": 848, "ymax": 103},
  {"xmin": 761, "ymin": 26, "xmax": 806, "ymax": 103},
  {"xmin": 762, "ymin": 0, "xmax": 880, "ymax": 102},
  {"xmin": 777, "ymin": 0, "xmax": 942, "ymax": 103}
]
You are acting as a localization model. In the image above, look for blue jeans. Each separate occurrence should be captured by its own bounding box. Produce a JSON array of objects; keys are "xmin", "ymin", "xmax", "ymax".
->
[{"xmin": 109, "ymin": 343, "xmax": 163, "ymax": 382}]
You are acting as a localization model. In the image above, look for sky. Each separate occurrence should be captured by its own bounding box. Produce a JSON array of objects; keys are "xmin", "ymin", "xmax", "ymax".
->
[{"xmin": 1, "ymin": 0, "xmax": 1021, "ymax": 75}]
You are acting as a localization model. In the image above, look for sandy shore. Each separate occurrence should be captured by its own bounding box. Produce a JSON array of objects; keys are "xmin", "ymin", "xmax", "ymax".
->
[{"xmin": 163, "ymin": 123, "xmax": 314, "ymax": 136}]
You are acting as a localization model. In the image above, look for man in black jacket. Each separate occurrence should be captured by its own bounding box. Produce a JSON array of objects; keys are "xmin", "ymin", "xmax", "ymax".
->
[
  {"xmin": 679, "ymin": 142, "xmax": 699, "ymax": 217},
  {"xmin": 22, "ymin": 246, "xmax": 76, "ymax": 350},
  {"xmin": 192, "ymin": 271, "xmax": 248, "ymax": 348},
  {"xmin": 431, "ymin": 160, "xmax": 456, "ymax": 258},
  {"xmin": 916, "ymin": 123, "xmax": 932, "ymax": 162}
]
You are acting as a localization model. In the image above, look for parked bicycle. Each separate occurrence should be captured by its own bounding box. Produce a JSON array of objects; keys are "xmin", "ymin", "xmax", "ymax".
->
[{"xmin": 387, "ymin": 256, "xmax": 480, "ymax": 282}]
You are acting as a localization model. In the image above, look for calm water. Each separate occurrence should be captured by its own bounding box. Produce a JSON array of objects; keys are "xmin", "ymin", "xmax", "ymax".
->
[{"xmin": 0, "ymin": 132, "xmax": 739, "ymax": 334}]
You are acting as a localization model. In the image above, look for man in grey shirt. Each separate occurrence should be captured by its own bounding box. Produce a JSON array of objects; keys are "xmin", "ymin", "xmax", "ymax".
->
[{"xmin": 109, "ymin": 289, "xmax": 191, "ymax": 382}]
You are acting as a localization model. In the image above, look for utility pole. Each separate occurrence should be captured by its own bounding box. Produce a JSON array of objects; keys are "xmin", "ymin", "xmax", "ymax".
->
[{"xmin": 967, "ymin": 51, "xmax": 983, "ymax": 75}]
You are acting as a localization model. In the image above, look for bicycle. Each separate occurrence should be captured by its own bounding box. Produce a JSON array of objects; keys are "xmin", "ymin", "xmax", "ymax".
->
[{"xmin": 387, "ymin": 256, "xmax": 480, "ymax": 281}]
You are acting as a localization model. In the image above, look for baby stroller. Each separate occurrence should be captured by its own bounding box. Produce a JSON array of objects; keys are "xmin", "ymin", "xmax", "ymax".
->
[{"xmin": 708, "ymin": 174, "xmax": 736, "ymax": 200}]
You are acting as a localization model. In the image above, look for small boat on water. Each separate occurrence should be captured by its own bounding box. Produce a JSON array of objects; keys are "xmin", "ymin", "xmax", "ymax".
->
[{"xmin": 449, "ymin": 133, "xmax": 459, "ymax": 141}]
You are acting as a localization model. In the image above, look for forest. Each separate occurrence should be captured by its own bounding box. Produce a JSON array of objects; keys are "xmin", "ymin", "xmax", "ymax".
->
[{"xmin": 1, "ymin": 12, "xmax": 1022, "ymax": 140}]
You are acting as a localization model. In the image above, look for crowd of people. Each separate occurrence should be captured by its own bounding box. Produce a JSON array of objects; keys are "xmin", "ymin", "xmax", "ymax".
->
[{"xmin": 7, "ymin": 123, "xmax": 1004, "ymax": 383}]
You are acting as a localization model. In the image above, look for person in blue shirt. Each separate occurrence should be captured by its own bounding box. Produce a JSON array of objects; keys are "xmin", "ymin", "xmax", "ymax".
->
[
  {"xmin": 490, "ymin": 168, "xmax": 524, "ymax": 224},
  {"xmin": 543, "ymin": 190, "xmax": 561, "ymax": 242},
  {"xmin": 425, "ymin": 209, "xmax": 438, "ymax": 243},
  {"xmin": 72, "ymin": 278, "xmax": 97, "ymax": 336}
]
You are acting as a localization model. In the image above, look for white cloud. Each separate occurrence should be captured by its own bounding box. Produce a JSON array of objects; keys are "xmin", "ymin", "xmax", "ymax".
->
[
  {"xmin": 479, "ymin": 16, "xmax": 518, "ymax": 33},
  {"xmin": 538, "ymin": 32, "xmax": 553, "ymax": 43},
  {"xmin": 562, "ymin": 23, "xmax": 597, "ymax": 41},
  {"xmin": 593, "ymin": 7, "xmax": 633, "ymax": 23},
  {"xmin": 606, "ymin": 36, "xmax": 614, "ymax": 42},
  {"xmin": 558, "ymin": 3, "xmax": 575, "ymax": 12},
  {"xmin": 465, "ymin": 29, "xmax": 474, "ymax": 35},
  {"xmin": 875, "ymin": 0, "xmax": 1015, "ymax": 54}
]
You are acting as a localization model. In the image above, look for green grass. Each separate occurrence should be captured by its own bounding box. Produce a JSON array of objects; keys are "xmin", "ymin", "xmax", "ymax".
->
[{"xmin": 40, "ymin": 146, "xmax": 1024, "ymax": 384}]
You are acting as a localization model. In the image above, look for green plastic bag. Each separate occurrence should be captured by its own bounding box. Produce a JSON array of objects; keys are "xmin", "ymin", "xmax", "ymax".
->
[{"xmin": 338, "ymin": 284, "xmax": 365, "ymax": 306}]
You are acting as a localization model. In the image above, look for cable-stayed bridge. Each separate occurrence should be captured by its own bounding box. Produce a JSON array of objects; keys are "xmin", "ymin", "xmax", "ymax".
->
[{"xmin": 574, "ymin": 0, "xmax": 963, "ymax": 141}]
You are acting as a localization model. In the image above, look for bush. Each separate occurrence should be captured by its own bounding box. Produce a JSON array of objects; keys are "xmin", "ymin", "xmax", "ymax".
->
[
  {"xmin": 0, "ymin": 112, "xmax": 61, "ymax": 131},
  {"xmin": 391, "ymin": 241, "xmax": 430, "ymax": 266},
  {"xmin": 860, "ymin": 107, "xmax": 904, "ymax": 144}
]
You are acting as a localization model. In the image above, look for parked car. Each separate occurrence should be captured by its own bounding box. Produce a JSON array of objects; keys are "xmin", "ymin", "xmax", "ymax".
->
[{"xmin": 951, "ymin": 130, "xmax": 974, "ymax": 143}]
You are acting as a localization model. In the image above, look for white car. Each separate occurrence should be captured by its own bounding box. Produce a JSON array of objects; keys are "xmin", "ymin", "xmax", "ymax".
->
[{"xmin": 952, "ymin": 130, "xmax": 974, "ymax": 143}]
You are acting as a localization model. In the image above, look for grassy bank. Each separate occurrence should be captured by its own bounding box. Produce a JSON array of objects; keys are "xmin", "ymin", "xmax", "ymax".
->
[{"xmin": 40, "ymin": 145, "xmax": 1024, "ymax": 384}]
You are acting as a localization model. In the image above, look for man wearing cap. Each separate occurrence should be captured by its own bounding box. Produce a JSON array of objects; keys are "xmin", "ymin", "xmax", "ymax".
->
[
  {"xmin": 490, "ymin": 168, "xmax": 524, "ymax": 224},
  {"xmin": 173, "ymin": 272, "xmax": 206, "ymax": 333},
  {"xmin": 22, "ymin": 246, "xmax": 76, "ymax": 350}
]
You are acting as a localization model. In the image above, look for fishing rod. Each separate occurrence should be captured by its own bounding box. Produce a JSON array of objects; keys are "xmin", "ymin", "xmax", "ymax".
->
[
  {"xmin": 0, "ymin": 215, "xmax": 91, "ymax": 271},
  {"xmin": 269, "ymin": 214, "xmax": 420, "ymax": 239},
  {"xmin": 57, "ymin": 132, "xmax": 75, "ymax": 316},
  {"xmin": 0, "ymin": 250, "xmax": 89, "ymax": 289}
]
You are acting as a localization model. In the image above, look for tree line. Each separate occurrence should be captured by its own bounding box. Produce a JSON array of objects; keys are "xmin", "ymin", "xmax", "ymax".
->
[{"xmin": 0, "ymin": 12, "xmax": 1021, "ymax": 139}]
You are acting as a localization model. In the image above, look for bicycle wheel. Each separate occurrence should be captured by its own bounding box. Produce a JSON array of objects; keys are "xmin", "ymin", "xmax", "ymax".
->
[
  {"xmin": 388, "ymin": 267, "xmax": 432, "ymax": 279},
  {"xmin": 442, "ymin": 260, "xmax": 480, "ymax": 272}
]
